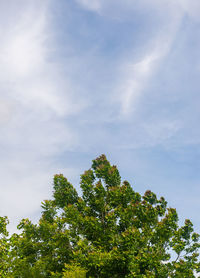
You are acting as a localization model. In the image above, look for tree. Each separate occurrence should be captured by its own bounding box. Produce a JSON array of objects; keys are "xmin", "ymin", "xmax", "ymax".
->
[{"xmin": 2, "ymin": 155, "xmax": 200, "ymax": 277}]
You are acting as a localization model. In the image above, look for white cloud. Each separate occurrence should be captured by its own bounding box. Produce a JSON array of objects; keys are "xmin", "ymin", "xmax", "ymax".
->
[
  {"xmin": 0, "ymin": 7, "xmax": 79, "ymax": 116},
  {"xmin": 119, "ymin": 50, "xmax": 161, "ymax": 115},
  {"xmin": 0, "ymin": 16, "xmax": 46, "ymax": 78},
  {"xmin": 117, "ymin": 24, "xmax": 181, "ymax": 116},
  {"xmin": 0, "ymin": 1, "xmax": 82, "ymax": 230}
]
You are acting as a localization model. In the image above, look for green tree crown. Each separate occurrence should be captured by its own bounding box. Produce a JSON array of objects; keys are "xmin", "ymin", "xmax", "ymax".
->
[{"xmin": 1, "ymin": 155, "xmax": 200, "ymax": 277}]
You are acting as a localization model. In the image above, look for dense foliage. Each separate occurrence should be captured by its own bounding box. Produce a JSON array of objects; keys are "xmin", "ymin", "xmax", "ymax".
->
[{"xmin": 0, "ymin": 155, "xmax": 200, "ymax": 277}]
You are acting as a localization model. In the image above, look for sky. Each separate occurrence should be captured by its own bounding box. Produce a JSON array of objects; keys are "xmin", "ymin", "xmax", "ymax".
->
[{"xmin": 1, "ymin": 0, "xmax": 200, "ymax": 233}]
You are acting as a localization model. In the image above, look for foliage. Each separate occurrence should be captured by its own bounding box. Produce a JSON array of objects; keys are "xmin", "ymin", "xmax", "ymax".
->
[
  {"xmin": 0, "ymin": 154, "xmax": 200, "ymax": 277},
  {"xmin": 0, "ymin": 216, "xmax": 10, "ymax": 277},
  {"xmin": 62, "ymin": 264, "xmax": 86, "ymax": 278}
]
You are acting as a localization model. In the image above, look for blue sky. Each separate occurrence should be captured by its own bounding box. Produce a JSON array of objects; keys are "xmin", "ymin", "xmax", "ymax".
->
[{"xmin": 1, "ymin": 0, "xmax": 200, "ymax": 232}]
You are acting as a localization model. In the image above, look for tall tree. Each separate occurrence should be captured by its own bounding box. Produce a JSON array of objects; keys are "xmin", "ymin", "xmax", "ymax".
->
[{"xmin": 2, "ymin": 155, "xmax": 200, "ymax": 277}]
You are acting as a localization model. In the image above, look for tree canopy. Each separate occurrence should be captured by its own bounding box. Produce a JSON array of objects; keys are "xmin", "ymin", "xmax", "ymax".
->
[{"xmin": 0, "ymin": 154, "xmax": 200, "ymax": 277}]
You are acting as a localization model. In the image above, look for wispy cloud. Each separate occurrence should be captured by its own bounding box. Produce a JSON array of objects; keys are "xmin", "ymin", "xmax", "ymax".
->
[
  {"xmin": 75, "ymin": 0, "xmax": 200, "ymax": 120},
  {"xmin": 118, "ymin": 48, "xmax": 167, "ymax": 116},
  {"xmin": 0, "ymin": 1, "xmax": 84, "ymax": 116},
  {"xmin": 117, "ymin": 29, "xmax": 180, "ymax": 117},
  {"xmin": 0, "ymin": 1, "xmax": 82, "ymax": 230}
]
